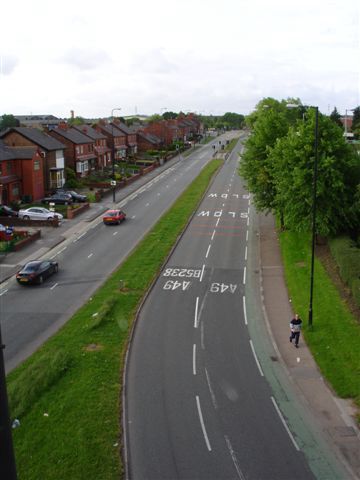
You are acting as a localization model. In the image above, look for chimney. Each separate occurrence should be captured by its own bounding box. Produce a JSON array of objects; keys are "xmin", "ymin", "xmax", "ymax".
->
[
  {"xmin": 58, "ymin": 121, "xmax": 68, "ymax": 130},
  {"xmin": 70, "ymin": 110, "xmax": 74, "ymax": 119}
]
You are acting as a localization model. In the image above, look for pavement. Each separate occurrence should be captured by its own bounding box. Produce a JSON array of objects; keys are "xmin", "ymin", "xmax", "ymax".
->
[{"xmin": 0, "ymin": 153, "xmax": 359, "ymax": 479}]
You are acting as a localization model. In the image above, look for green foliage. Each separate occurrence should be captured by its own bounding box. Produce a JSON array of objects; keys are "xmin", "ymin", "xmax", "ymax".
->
[
  {"xmin": 0, "ymin": 113, "xmax": 19, "ymax": 129},
  {"xmin": 162, "ymin": 111, "xmax": 178, "ymax": 120},
  {"xmin": 67, "ymin": 116, "xmax": 85, "ymax": 126},
  {"xmin": 329, "ymin": 236, "xmax": 360, "ymax": 307},
  {"xmin": 64, "ymin": 167, "xmax": 81, "ymax": 188},
  {"xmin": 329, "ymin": 107, "xmax": 343, "ymax": 128}
]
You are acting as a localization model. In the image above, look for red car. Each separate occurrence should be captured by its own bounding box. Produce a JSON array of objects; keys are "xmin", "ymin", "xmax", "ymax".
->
[{"xmin": 103, "ymin": 209, "xmax": 126, "ymax": 225}]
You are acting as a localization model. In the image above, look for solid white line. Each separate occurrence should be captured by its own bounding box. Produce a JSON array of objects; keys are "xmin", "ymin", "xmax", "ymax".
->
[
  {"xmin": 196, "ymin": 396, "xmax": 212, "ymax": 451},
  {"xmin": 193, "ymin": 344, "xmax": 197, "ymax": 375},
  {"xmin": 271, "ymin": 396, "xmax": 300, "ymax": 451},
  {"xmin": 200, "ymin": 264, "xmax": 205, "ymax": 282},
  {"xmin": 205, "ymin": 368, "xmax": 218, "ymax": 409},
  {"xmin": 205, "ymin": 245, "xmax": 211, "ymax": 258},
  {"xmin": 194, "ymin": 297, "xmax": 199, "ymax": 328},
  {"xmin": 248, "ymin": 207, "xmax": 250, "ymax": 214},
  {"xmin": 50, "ymin": 283, "xmax": 58, "ymax": 290},
  {"xmin": 246, "ymin": 230, "xmax": 249, "ymax": 242},
  {"xmin": 201, "ymin": 321, "xmax": 205, "ymax": 349},
  {"xmin": 211, "ymin": 230, "xmax": 216, "ymax": 241},
  {"xmin": 113, "ymin": 231, "xmax": 118, "ymax": 236},
  {"xmin": 243, "ymin": 266, "xmax": 246, "ymax": 284},
  {"xmin": 216, "ymin": 218, "xmax": 220, "ymax": 227},
  {"xmin": 0, "ymin": 289, "xmax": 8, "ymax": 297},
  {"xmin": 249, "ymin": 340, "xmax": 264, "ymax": 376},
  {"xmin": 87, "ymin": 253, "xmax": 94, "ymax": 259},
  {"xmin": 224, "ymin": 435, "xmax": 245, "ymax": 480},
  {"xmin": 247, "ymin": 217, "xmax": 250, "ymax": 226},
  {"xmin": 244, "ymin": 246, "xmax": 248, "ymax": 261},
  {"xmin": 242, "ymin": 296, "xmax": 248, "ymax": 325}
]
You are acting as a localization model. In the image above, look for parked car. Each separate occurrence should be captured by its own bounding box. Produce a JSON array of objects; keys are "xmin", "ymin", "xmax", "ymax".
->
[
  {"xmin": 55, "ymin": 189, "xmax": 87, "ymax": 202},
  {"xmin": 16, "ymin": 260, "xmax": 58, "ymax": 285},
  {"xmin": 0, "ymin": 205, "xmax": 18, "ymax": 217},
  {"xmin": 42, "ymin": 193, "xmax": 73, "ymax": 205},
  {"xmin": 103, "ymin": 209, "xmax": 126, "ymax": 225},
  {"xmin": 18, "ymin": 207, "xmax": 63, "ymax": 221}
]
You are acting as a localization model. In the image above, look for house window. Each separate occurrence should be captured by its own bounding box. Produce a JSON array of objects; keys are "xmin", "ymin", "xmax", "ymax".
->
[
  {"xmin": 12, "ymin": 184, "xmax": 19, "ymax": 196},
  {"xmin": 76, "ymin": 146, "xmax": 80, "ymax": 154},
  {"xmin": 34, "ymin": 159, "xmax": 40, "ymax": 171}
]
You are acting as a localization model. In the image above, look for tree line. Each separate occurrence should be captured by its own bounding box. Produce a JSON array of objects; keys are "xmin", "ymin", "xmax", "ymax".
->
[{"xmin": 239, "ymin": 98, "xmax": 360, "ymax": 239}]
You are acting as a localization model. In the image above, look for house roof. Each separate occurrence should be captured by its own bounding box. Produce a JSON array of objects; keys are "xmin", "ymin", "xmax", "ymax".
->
[
  {"xmin": 111, "ymin": 121, "xmax": 133, "ymax": 135},
  {"xmin": 0, "ymin": 127, "xmax": 66, "ymax": 151},
  {"xmin": 73, "ymin": 124, "xmax": 106, "ymax": 140},
  {"xmin": 98, "ymin": 123, "xmax": 126, "ymax": 137},
  {"xmin": 51, "ymin": 127, "xmax": 94, "ymax": 144},
  {"xmin": 0, "ymin": 140, "xmax": 37, "ymax": 160},
  {"xmin": 138, "ymin": 132, "xmax": 161, "ymax": 145}
]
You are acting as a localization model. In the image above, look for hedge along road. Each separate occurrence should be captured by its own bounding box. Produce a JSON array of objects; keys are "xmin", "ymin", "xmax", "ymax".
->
[{"xmin": 6, "ymin": 150, "xmax": 232, "ymax": 479}]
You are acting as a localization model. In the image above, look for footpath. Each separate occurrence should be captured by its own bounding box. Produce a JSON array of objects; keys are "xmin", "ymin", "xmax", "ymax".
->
[{"xmin": 259, "ymin": 213, "xmax": 360, "ymax": 479}]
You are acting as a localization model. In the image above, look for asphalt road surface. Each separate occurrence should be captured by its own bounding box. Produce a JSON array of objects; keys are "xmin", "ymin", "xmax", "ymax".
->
[
  {"xmin": 125, "ymin": 145, "xmax": 320, "ymax": 479},
  {"xmin": 0, "ymin": 136, "xmax": 235, "ymax": 372}
]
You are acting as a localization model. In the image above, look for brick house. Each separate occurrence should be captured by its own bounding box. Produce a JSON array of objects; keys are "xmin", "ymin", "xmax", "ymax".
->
[
  {"xmin": 46, "ymin": 124, "xmax": 97, "ymax": 178},
  {"xmin": 0, "ymin": 127, "xmax": 66, "ymax": 191},
  {"xmin": 95, "ymin": 121, "xmax": 127, "ymax": 160},
  {"xmin": 73, "ymin": 124, "xmax": 111, "ymax": 169},
  {"xmin": 111, "ymin": 120, "xmax": 138, "ymax": 156},
  {"xmin": 137, "ymin": 132, "xmax": 162, "ymax": 152},
  {"xmin": 142, "ymin": 120, "xmax": 176, "ymax": 147},
  {"xmin": 0, "ymin": 140, "xmax": 44, "ymax": 204}
]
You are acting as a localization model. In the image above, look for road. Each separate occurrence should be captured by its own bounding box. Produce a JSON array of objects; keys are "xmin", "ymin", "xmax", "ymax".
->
[
  {"xmin": 125, "ymin": 143, "xmax": 319, "ymax": 479},
  {"xmin": 0, "ymin": 136, "xmax": 235, "ymax": 372}
]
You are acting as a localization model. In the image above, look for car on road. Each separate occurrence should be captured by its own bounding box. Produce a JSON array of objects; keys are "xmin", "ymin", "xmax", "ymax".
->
[
  {"xmin": 18, "ymin": 207, "xmax": 63, "ymax": 221},
  {"xmin": 56, "ymin": 190, "xmax": 87, "ymax": 202},
  {"xmin": 103, "ymin": 209, "xmax": 126, "ymax": 225},
  {"xmin": 42, "ymin": 192, "xmax": 73, "ymax": 205},
  {"xmin": 16, "ymin": 260, "xmax": 59, "ymax": 285},
  {"xmin": 0, "ymin": 205, "xmax": 18, "ymax": 217}
]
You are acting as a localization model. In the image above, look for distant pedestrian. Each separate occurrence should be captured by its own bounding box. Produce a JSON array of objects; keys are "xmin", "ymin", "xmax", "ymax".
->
[{"xmin": 289, "ymin": 313, "xmax": 302, "ymax": 348}]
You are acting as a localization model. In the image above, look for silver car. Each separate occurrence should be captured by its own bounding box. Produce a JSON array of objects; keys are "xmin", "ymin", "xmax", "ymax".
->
[{"xmin": 18, "ymin": 207, "xmax": 63, "ymax": 221}]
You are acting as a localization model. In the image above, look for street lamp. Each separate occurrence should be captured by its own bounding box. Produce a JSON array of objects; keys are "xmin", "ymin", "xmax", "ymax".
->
[
  {"xmin": 111, "ymin": 108, "xmax": 121, "ymax": 203},
  {"xmin": 287, "ymin": 104, "xmax": 319, "ymax": 328}
]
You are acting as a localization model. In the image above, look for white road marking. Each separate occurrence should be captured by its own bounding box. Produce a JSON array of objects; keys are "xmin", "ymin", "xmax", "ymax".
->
[
  {"xmin": 113, "ymin": 231, "xmax": 118, "ymax": 236},
  {"xmin": 146, "ymin": 203, "xmax": 150, "ymax": 207},
  {"xmin": 196, "ymin": 396, "xmax": 212, "ymax": 451},
  {"xmin": 87, "ymin": 253, "xmax": 94, "ymax": 259},
  {"xmin": 194, "ymin": 296, "xmax": 200, "ymax": 328},
  {"xmin": 205, "ymin": 245, "xmax": 211, "ymax": 258},
  {"xmin": 131, "ymin": 216, "xmax": 136, "ymax": 219},
  {"xmin": 249, "ymin": 340, "xmax": 264, "ymax": 376},
  {"xmin": 200, "ymin": 264, "xmax": 205, "ymax": 282},
  {"xmin": 244, "ymin": 246, "xmax": 248, "ymax": 261},
  {"xmin": 205, "ymin": 368, "xmax": 218, "ymax": 409},
  {"xmin": 247, "ymin": 217, "xmax": 250, "ymax": 226},
  {"xmin": 246, "ymin": 230, "xmax": 249, "ymax": 242},
  {"xmin": 242, "ymin": 296, "xmax": 248, "ymax": 325},
  {"xmin": 50, "ymin": 283, "xmax": 58, "ymax": 290},
  {"xmin": 201, "ymin": 321, "xmax": 205, "ymax": 349},
  {"xmin": 193, "ymin": 344, "xmax": 197, "ymax": 375},
  {"xmin": 224, "ymin": 435, "xmax": 246, "ymax": 480},
  {"xmin": 211, "ymin": 230, "xmax": 216, "ymax": 241},
  {"xmin": 216, "ymin": 218, "xmax": 220, "ymax": 227},
  {"xmin": 271, "ymin": 397, "xmax": 300, "ymax": 451},
  {"xmin": 243, "ymin": 266, "xmax": 246, "ymax": 285},
  {"xmin": 0, "ymin": 289, "xmax": 9, "ymax": 297},
  {"xmin": 248, "ymin": 207, "xmax": 250, "ymax": 214}
]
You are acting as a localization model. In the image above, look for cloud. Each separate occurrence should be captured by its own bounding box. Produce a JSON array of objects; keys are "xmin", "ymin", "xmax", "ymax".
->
[
  {"xmin": 0, "ymin": 54, "xmax": 19, "ymax": 75},
  {"xmin": 131, "ymin": 48, "xmax": 178, "ymax": 74},
  {"xmin": 60, "ymin": 48, "xmax": 111, "ymax": 71}
]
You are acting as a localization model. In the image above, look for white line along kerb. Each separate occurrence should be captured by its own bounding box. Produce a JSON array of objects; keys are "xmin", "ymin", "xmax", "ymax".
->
[
  {"xmin": 249, "ymin": 340, "xmax": 264, "ymax": 376},
  {"xmin": 196, "ymin": 396, "xmax": 212, "ymax": 451},
  {"xmin": 271, "ymin": 396, "xmax": 300, "ymax": 451},
  {"xmin": 242, "ymin": 296, "xmax": 248, "ymax": 325},
  {"xmin": 193, "ymin": 344, "xmax": 197, "ymax": 375}
]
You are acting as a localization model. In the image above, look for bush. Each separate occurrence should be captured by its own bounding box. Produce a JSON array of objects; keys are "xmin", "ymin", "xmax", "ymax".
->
[{"xmin": 329, "ymin": 236, "xmax": 360, "ymax": 308}]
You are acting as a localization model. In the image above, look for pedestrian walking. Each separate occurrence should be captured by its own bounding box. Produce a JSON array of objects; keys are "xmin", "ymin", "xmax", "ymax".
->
[{"xmin": 289, "ymin": 313, "xmax": 302, "ymax": 348}]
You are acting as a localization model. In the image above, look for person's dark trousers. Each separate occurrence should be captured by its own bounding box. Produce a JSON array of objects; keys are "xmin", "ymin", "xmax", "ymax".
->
[{"xmin": 290, "ymin": 331, "xmax": 300, "ymax": 346}]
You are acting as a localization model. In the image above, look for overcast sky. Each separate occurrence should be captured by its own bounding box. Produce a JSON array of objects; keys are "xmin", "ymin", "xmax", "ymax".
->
[{"xmin": 0, "ymin": 0, "xmax": 359, "ymax": 118}]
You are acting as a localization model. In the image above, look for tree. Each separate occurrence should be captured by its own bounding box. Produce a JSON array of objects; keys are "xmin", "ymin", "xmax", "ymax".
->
[
  {"xmin": 162, "ymin": 111, "xmax": 178, "ymax": 120},
  {"xmin": 351, "ymin": 106, "xmax": 360, "ymax": 138},
  {"xmin": 0, "ymin": 114, "xmax": 19, "ymax": 130},
  {"xmin": 67, "ymin": 116, "xmax": 85, "ymax": 126},
  {"xmin": 268, "ymin": 110, "xmax": 360, "ymax": 236},
  {"xmin": 222, "ymin": 112, "xmax": 245, "ymax": 129},
  {"xmin": 329, "ymin": 107, "xmax": 343, "ymax": 128}
]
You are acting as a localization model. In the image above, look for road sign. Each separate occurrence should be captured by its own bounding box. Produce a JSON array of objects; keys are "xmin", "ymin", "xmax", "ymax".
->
[{"xmin": 110, "ymin": 180, "xmax": 116, "ymax": 186}]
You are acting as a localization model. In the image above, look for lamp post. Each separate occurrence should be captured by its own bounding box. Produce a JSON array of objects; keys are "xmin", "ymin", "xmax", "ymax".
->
[
  {"xmin": 0, "ymin": 324, "xmax": 17, "ymax": 478},
  {"xmin": 287, "ymin": 104, "xmax": 319, "ymax": 328},
  {"xmin": 111, "ymin": 108, "xmax": 121, "ymax": 203}
]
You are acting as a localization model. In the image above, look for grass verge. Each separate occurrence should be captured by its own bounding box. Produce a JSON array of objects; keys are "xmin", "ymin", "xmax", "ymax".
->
[
  {"xmin": 279, "ymin": 229, "xmax": 360, "ymax": 419},
  {"xmin": 8, "ymin": 159, "xmax": 223, "ymax": 479}
]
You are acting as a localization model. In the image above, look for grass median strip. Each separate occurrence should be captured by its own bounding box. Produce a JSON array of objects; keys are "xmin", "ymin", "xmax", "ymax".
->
[{"xmin": 7, "ymin": 159, "xmax": 222, "ymax": 480}]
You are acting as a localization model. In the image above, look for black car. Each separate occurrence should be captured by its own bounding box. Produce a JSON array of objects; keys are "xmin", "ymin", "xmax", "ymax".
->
[
  {"xmin": 42, "ymin": 193, "xmax": 73, "ymax": 205},
  {"xmin": 16, "ymin": 260, "xmax": 59, "ymax": 285},
  {"xmin": 56, "ymin": 189, "xmax": 87, "ymax": 202},
  {"xmin": 0, "ymin": 205, "xmax": 18, "ymax": 217}
]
